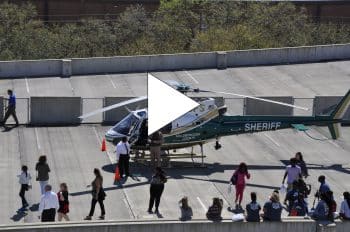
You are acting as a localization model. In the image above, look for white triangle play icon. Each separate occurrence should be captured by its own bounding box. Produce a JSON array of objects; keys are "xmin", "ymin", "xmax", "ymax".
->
[{"xmin": 148, "ymin": 73, "xmax": 199, "ymax": 135}]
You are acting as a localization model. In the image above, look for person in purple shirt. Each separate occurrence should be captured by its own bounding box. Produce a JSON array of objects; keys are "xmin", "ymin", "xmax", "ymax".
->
[
  {"xmin": 282, "ymin": 158, "xmax": 302, "ymax": 191},
  {"xmin": 1, "ymin": 89, "xmax": 19, "ymax": 127}
]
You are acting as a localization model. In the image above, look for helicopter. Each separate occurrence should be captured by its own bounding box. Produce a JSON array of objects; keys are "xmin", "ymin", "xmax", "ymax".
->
[{"xmin": 80, "ymin": 74, "xmax": 350, "ymax": 161}]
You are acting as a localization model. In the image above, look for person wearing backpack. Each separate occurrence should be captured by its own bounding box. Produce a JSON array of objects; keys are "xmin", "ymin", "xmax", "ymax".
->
[
  {"xmin": 232, "ymin": 163, "xmax": 250, "ymax": 209},
  {"xmin": 18, "ymin": 165, "xmax": 31, "ymax": 210}
]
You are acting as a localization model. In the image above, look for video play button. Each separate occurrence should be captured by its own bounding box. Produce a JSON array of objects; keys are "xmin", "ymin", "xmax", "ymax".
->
[{"xmin": 147, "ymin": 74, "xmax": 199, "ymax": 135}]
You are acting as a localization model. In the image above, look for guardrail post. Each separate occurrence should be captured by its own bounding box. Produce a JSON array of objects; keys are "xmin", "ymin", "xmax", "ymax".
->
[
  {"xmin": 216, "ymin": 51, "xmax": 227, "ymax": 69},
  {"xmin": 316, "ymin": 222, "xmax": 336, "ymax": 232},
  {"xmin": 62, "ymin": 59, "xmax": 72, "ymax": 77},
  {"xmin": 0, "ymin": 96, "xmax": 3, "ymax": 122}
]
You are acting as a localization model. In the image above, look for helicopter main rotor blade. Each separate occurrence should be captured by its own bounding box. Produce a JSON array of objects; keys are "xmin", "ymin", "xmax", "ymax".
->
[
  {"xmin": 197, "ymin": 90, "xmax": 309, "ymax": 111},
  {"xmin": 79, "ymin": 96, "xmax": 147, "ymax": 119}
]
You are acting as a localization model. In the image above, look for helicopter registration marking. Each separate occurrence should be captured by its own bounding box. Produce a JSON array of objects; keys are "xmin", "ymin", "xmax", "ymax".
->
[
  {"xmin": 244, "ymin": 122, "xmax": 281, "ymax": 132},
  {"xmin": 175, "ymin": 133, "xmax": 201, "ymax": 140}
]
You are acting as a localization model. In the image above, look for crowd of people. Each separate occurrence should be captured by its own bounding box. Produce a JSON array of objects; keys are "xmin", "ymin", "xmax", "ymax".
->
[{"xmin": 7, "ymin": 101, "xmax": 348, "ymax": 224}]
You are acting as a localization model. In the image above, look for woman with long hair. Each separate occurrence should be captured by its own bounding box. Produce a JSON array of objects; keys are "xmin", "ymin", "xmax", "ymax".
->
[
  {"xmin": 295, "ymin": 152, "xmax": 309, "ymax": 178},
  {"xmin": 57, "ymin": 183, "xmax": 70, "ymax": 221},
  {"xmin": 18, "ymin": 165, "xmax": 31, "ymax": 210},
  {"xmin": 84, "ymin": 168, "xmax": 106, "ymax": 220},
  {"xmin": 148, "ymin": 167, "xmax": 167, "ymax": 214},
  {"xmin": 232, "ymin": 162, "xmax": 251, "ymax": 209},
  {"xmin": 35, "ymin": 155, "xmax": 50, "ymax": 195}
]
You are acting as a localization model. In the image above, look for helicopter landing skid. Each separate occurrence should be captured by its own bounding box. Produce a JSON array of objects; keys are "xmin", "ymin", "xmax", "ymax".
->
[{"xmin": 131, "ymin": 145, "xmax": 206, "ymax": 168}]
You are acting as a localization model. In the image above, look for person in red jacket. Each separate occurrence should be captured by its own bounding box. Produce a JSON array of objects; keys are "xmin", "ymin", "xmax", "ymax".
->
[{"xmin": 232, "ymin": 162, "xmax": 251, "ymax": 209}]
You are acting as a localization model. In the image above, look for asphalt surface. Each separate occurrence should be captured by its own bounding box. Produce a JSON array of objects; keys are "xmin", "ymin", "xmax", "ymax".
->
[{"xmin": 0, "ymin": 60, "xmax": 350, "ymax": 224}]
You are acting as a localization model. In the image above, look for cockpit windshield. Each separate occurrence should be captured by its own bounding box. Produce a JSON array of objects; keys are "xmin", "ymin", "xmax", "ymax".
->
[{"xmin": 112, "ymin": 113, "xmax": 139, "ymax": 135}]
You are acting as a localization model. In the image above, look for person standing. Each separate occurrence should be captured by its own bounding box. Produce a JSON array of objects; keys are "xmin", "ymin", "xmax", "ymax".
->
[
  {"xmin": 232, "ymin": 162, "xmax": 250, "ymax": 209},
  {"xmin": 282, "ymin": 158, "xmax": 302, "ymax": 191},
  {"xmin": 245, "ymin": 192, "xmax": 261, "ymax": 222},
  {"xmin": 18, "ymin": 165, "xmax": 31, "ymax": 210},
  {"xmin": 1, "ymin": 89, "xmax": 19, "ymax": 127},
  {"xmin": 116, "ymin": 137, "xmax": 131, "ymax": 178},
  {"xmin": 179, "ymin": 196, "xmax": 193, "ymax": 221},
  {"xmin": 317, "ymin": 175, "xmax": 331, "ymax": 196},
  {"xmin": 84, "ymin": 168, "xmax": 106, "ymax": 220},
  {"xmin": 39, "ymin": 185, "xmax": 59, "ymax": 222},
  {"xmin": 149, "ymin": 131, "xmax": 163, "ymax": 168},
  {"xmin": 57, "ymin": 183, "xmax": 70, "ymax": 221},
  {"xmin": 35, "ymin": 155, "xmax": 51, "ymax": 195},
  {"xmin": 295, "ymin": 152, "xmax": 309, "ymax": 178},
  {"xmin": 148, "ymin": 167, "xmax": 167, "ymax": 214}
]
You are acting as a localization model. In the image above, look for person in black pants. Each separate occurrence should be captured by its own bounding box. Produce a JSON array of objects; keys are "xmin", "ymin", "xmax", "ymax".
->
[
  {"xmin": 1, "ymin": 89, "xmax": 19, "ymax": 127},
  {"xmin": 18, "ymin": 165, "xmax": 31, "ymax": 210},
  {"xmin": 148, "ymin": 167, "xmax": 167, "ymax": 214},
  {"xmin": 84, "ymin": 168, "xmax": 106, "ymax": 220},
  {"xmin": 116, "ymin": 137, "xmax": 131, "ymax": 178}
]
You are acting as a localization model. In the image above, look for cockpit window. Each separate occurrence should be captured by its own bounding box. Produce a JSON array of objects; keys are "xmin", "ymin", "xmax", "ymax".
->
[{"xmin": 112, "ymin": 114, "xmax": 139, "ymax": 135}]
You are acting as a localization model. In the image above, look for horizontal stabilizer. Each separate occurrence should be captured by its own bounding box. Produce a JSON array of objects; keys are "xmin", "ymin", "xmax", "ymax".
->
[{"xmin": 328, "ymin": 123, "xmax": 341, "ymax": 140}]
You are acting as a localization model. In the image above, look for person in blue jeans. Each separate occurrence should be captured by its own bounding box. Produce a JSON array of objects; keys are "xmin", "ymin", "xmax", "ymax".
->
[{"xmin": 246, "ymin": 192, "xmax": 261, "ymax": 222}]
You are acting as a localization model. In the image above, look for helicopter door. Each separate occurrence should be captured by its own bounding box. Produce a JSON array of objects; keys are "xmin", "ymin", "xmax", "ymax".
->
[{"xmin": 128, "ymin": 118, "xmax": 144, "ymax": 145}]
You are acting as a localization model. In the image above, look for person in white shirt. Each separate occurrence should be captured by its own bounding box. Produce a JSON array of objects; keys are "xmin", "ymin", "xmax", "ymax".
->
[
  {"xmin": 340, "ymin": 191, "xmax": 350, "ymax": 220},
  {"xmin": 39, "ymin": 184, "xmax": 59, "ymax": 222},
  {"xmin": 116, "ymin": 137, "xmax": 131, "ymax": 178},
  {"xmin": 18, "ymin": 165, "xmax": 31, "ymax": 210}
]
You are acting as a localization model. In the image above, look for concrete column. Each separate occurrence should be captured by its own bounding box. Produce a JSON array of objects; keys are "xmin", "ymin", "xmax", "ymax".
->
[
  {"xmin": 216, "ymin": 51, "xmax": 227, "ymax": 69},
  {"xmin": 62, "ymin": 59, "xmax": 72, "ymax": 77},
  {"xmin": 316, "ymin": 223, "xmax": 336, "ymax": 232}
]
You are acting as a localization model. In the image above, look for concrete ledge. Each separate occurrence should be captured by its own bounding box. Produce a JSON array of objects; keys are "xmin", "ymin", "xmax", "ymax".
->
[
  {"xmin": 30, "ymin": 97, "xmax": 82, "ymax": 125},
  {"xmin": 0, "ymin": 218, "xmax": 317, "ymax": 232}
]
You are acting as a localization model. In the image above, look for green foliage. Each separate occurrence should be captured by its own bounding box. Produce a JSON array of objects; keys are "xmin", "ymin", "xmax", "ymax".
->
[{"xmin": 0, "ymin": 1, "xmax": 349, "ymax": 60}]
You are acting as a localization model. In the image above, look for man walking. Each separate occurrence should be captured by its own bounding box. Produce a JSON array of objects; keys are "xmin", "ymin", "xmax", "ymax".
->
[
  {"xmin": 149, "ymin": 131, "xmax": 163, "ymax": 168},
  {"xmin": 116, "ymin": 137, "xmax": 131, "ymax": 178},
  {"xmin": 1, "ymin": 89, "xmax": 19, "ymax": 127},
  {"xmin": 39, "ymin": 185, "xmax": 59, "ymax": 222}
]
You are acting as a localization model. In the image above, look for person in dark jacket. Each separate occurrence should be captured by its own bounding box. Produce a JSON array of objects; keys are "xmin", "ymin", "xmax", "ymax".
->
[
  {"xmin": 1, "ymin": 89, "xmax": 19, "ymax": 127},
  {"xmin": 206, "ymin": 198, "xmax": 223, "ymax": 221},
  {"xmin": 35, "ymin": 155, "xmax": 51, "ymax": 195},
  {"xmin": 148, "ymin": 167, "xmax": 167, "ymax": 214},
  {"xmin": 295, "ymin": 152, "xmax": 309, "ymax": 178},
  {"xmin": 57, "ymin": 183, "xmax": 70, "ymax": 221}
]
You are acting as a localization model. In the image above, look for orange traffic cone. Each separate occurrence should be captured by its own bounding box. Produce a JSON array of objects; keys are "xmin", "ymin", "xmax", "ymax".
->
[
  {"xmin": 114, "ymin": 166, "xmax": 121, "ymax": 182},
  {"xmin": 101, "ymin": 138, "xmax": 106, "ymax": 152}
]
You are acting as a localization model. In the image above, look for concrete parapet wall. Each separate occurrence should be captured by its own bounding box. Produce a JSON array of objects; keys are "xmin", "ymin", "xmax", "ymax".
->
[
  {"xmin": 0, "ymin": 59, "xmax": 62, "ymax": 78},
  {"xmin": 244, "ymin": 96, "xmax": 294, "ymax": 116},
  {"xmin": 30, "ymin": 97, "xmax": 82, "ymax": 125},
  {"xmin": 335, "ymin": 220, "xmax": 350, "ymax": 232},
  {"xmin": 0, "ymin": 219, "xmax": 319, "ymax": 232},
  {"xmin": 71, "ymin": 52, "xmax": 217, "ymax": 75},
  {"xmin": 0, "ymin": 44, "xmax": 349, "ymax": 78},
  {"xmin": 227, "ymin": 44, "xmax": 350, "ymax": 67},
  {"xmin": 103, "ymin": 97, "xmax": 147, "ymax": 124}
]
